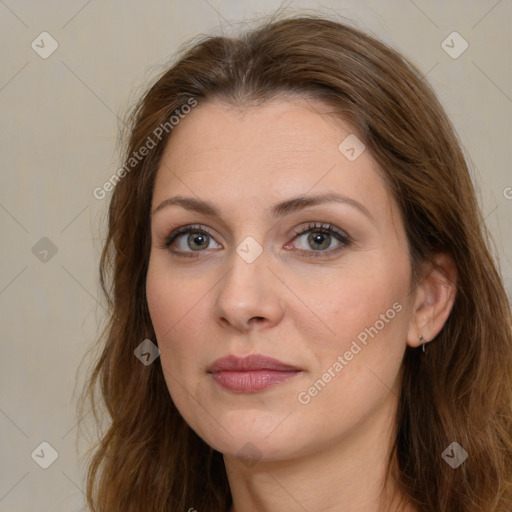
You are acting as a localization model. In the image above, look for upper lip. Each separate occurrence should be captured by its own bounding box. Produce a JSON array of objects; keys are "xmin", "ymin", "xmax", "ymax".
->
[{"xmin": 208, "ymin": 354, "xmax": 301, "ymax": 372}]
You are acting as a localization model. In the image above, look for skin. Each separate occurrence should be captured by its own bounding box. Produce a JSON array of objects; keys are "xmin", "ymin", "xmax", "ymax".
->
[{"xmin": 146, "ymin": 97, "xmax": 457, "ymax": 512}]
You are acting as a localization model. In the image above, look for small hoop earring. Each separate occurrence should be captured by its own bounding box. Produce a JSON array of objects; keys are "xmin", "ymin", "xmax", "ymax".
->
[{"xmin": 419, "ymin": 334, "xmax": 426, "ymax": 353}]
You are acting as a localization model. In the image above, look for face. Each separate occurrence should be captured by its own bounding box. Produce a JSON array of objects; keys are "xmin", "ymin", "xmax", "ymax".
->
[{"xmin": 146, "ymin": 98, "xmax": 418, "ymax": 464}]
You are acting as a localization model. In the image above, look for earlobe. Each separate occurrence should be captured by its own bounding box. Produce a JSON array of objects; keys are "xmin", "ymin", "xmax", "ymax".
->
[{"xmin": 406, "ymin": 253, "xmax": 458, "ymax": 348}]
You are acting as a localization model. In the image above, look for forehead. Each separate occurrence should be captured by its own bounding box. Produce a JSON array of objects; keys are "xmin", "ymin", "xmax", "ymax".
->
[{"xmin": 152, "ymin": 98, "xmax": 395, "ymax": 223}]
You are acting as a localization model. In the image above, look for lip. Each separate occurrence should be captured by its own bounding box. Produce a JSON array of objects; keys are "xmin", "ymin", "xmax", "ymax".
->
[
  {"xmin": 208, "ymin": 354, "xmax": 302, "ymax": 393},
  {"xmin": 208, "ymin": 354, "xmax": 301, "ymax": 372}
]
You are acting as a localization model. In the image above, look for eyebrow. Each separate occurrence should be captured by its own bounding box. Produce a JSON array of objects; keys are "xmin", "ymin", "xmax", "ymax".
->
[{"xmin": 152, "ymin": 192, "xmax": 376, "ymax": 224}]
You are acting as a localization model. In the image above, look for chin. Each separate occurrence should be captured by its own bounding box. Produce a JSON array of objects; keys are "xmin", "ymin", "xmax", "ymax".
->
[
  {"xmin": 192, "ymin": 411, "xmax": 319, "ymax": 465},
  {"xmin": 183, "ymin": 408, "xmax": 276, "ymax": 447},
  {"xmin": 216, "ymin": 435, "xmax": 300, "ymax": 466}
]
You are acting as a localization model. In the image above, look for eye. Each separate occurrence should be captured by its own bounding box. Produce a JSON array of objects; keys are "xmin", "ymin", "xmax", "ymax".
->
[
  {"xmin": 160, "ymin": 224, "xmax": 221, "ymax": 257},
  {"xmin": 159, "ymin": 222, "xmax": 352, "ymax": 259},
  {"xmin": 289, "ymin": 222, "xmax": 352, "ymax": 257}
]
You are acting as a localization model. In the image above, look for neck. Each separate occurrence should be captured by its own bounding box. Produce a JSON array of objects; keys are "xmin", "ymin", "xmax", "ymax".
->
[{"xmin": 224, "ymin": 394, "xmax": 417, "ymax": 512}]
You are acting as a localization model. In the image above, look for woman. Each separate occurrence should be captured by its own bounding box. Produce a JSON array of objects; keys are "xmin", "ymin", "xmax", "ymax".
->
[{"xmin": 80, "ymin": 14, "xmax": 512, "ymax": 512}]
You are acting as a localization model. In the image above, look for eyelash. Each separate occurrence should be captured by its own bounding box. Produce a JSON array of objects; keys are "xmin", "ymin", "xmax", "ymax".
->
[{"xmin": 160, "ymin": 222, "xmax": 352, "ymax": 259}]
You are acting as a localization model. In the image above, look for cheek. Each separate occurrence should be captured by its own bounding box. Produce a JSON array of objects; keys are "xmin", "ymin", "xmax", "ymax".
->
[
  {"xmin": 146, "ymin": 260, "xmax": 229, "ymax": 446},
  {"xmin": 146, "ymin": 260, "xmax": 187, "ymax": 372},
  {"xmin": 146, "ymin": 262, "xmax": 199, "ymax": 409},
  {"xmin": 300, "ymin": 257, "xmax": 409, "ymax": 346},
  {"xmin": 297, "ymin": 255, "xmax": 411, "ymax": 404},
  {"xmin": 146, "ymin": 256, "xmax": 202, "ymax": 336},
  {"xmin": 145, "ymin": 257, "xmax": 216, "ymax": 374}
]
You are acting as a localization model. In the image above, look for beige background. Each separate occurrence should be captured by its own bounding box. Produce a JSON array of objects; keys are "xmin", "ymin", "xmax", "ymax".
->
[{"xmin": 0, "ymin": 1, "xmax": 510, "ymax": 510}]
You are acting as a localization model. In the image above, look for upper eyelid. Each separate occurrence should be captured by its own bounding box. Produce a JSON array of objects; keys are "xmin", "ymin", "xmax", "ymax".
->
[{"xmin": 167, "ymin": 222, "xmax": 342, "ymax": 238}]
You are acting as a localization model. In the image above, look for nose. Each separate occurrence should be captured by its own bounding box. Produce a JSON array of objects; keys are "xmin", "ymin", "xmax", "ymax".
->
[{"xmin": 212, "ymin": 247, "xmax": 285, "ymax": 332}]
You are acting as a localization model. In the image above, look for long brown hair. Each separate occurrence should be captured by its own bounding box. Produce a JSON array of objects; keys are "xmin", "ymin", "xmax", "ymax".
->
[{"xmin": 79, "ymin": 13, "xmax": 512, "ymax": 511}]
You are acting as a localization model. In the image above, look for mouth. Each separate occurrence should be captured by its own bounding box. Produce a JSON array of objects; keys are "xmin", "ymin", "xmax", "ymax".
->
[{"xmin": 207, "ymin": 354, "xmax": 302, "ymax": 393}]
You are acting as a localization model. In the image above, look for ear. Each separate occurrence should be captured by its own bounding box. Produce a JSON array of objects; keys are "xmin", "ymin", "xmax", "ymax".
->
[{"xmin": 406, "ymin": 253, "xmax": 458, "ymax": 348}]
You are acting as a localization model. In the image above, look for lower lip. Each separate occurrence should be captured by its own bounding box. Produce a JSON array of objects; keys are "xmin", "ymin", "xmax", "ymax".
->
[{"xmin": 210, "ymin": 370, "xmax": 301, "ymax": 392}]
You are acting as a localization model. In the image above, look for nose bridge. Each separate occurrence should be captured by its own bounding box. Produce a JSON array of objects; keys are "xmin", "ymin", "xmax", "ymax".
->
[
  {"xmin": 221, "ymin": 239, "xmax": 268, "ymax": 305},
  {"xmin": 213, "ymin": 239, "xmax": 284, "ymax": 329}
]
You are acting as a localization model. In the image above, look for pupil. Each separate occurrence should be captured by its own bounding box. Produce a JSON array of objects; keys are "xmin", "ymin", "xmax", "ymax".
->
[
  {"xmin": 189, "ymin": 233, "xmax": 208, "ymax": 250},
  {"xmin": 309, "ymin": 231, "xmax": 330, "ymax": 250}
]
